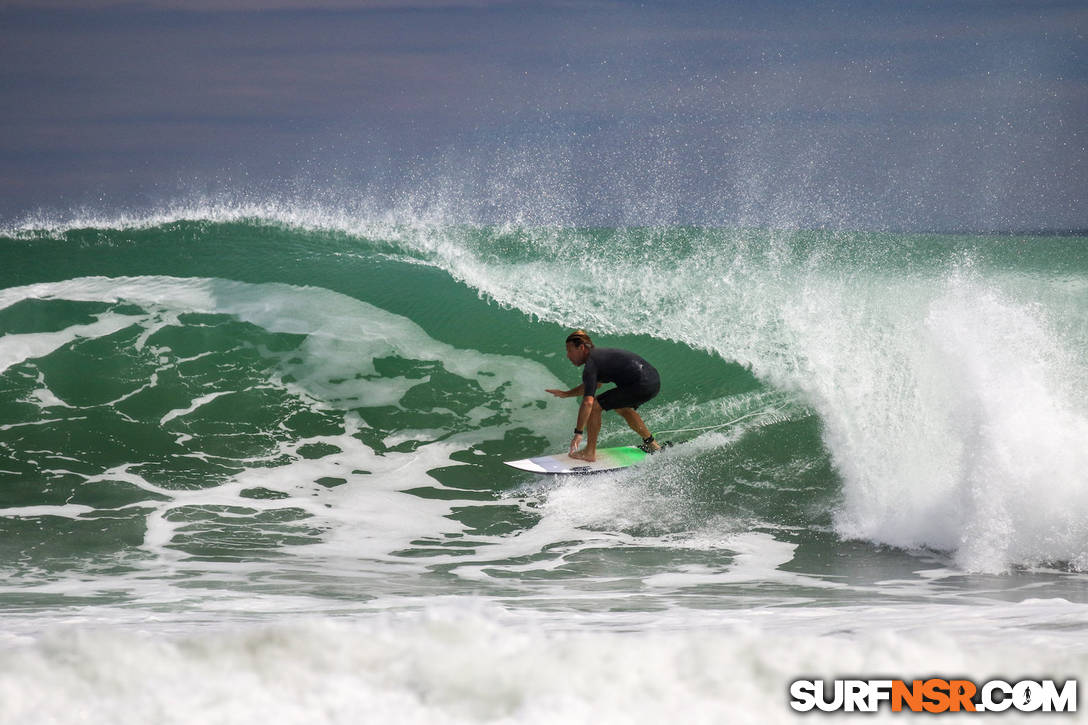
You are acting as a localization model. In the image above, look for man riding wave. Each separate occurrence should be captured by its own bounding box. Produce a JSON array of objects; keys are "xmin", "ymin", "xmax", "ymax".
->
[{"xmin": 545, "ymin": 330, "xmax": 662, "ymax": 462}]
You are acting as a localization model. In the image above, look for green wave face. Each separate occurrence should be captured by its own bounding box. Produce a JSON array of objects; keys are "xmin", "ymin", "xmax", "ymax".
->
[{"xmin": 0, "ymin": 212, "xmax": 1086, "ymax": 614}]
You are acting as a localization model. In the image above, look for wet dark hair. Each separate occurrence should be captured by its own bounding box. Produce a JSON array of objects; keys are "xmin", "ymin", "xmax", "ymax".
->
[{"xmin": 565, "ymin": 330, "xmax": 593, "ymax": 348}]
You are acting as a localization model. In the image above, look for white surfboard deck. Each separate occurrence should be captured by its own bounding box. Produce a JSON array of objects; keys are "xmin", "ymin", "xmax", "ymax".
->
[{"xmin": 503, "ymin": 445, "xmax": 650, "ymax": 475}]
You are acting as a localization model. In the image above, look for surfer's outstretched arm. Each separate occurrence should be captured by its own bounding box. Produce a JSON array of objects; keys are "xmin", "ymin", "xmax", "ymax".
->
[
  {"xmin": 546, "ymin": 381, "xmax": 604, "ymax": 398},
  {"xmin": 546, "ymin": 384, "xmax": 585, "ymax": 398}
]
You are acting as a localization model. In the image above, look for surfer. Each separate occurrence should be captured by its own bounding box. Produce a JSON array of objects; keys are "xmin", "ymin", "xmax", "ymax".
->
[{"xmin": 545, "ymin": 330, "xmax": 662, "ymax": 462}]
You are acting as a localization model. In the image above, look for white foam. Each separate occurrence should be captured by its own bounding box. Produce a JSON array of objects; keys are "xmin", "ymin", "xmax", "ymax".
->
[
  {"xmin": 158, "ymin": 391, "xmax": 234, "ymax": 425},
  {"xmin": 0, "ymin": 606, "xmax": 1084, "ymax": 725},
  {"xmin": 809, "ymin": 272, "xmax": 1088, "ymax": 571},
  {"xmin": 0, "ymin": 312, "xmax": 143, "ymax": 375},
  {"xmin": 0, "ymin": 505, "xmax": 95, "ymax": 518}
]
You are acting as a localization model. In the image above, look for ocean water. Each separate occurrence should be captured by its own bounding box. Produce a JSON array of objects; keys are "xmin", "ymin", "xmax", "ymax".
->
[{"xmin": 0, "ymin": 204, "xmax": 1086, "ymax": 723}]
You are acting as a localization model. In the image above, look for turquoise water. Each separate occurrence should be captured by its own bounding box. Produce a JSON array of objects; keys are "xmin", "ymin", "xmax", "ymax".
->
[{"xmin": 1, "ymin": 207, "xmax": 1086, "ymax": 722}]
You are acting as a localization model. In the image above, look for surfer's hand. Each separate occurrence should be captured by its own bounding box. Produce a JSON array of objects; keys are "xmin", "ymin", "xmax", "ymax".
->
[
  {"xmin": 546, "ymin": 389, "xmax": 568, "ymax": 398},
  {"xmin": 569, "ymin": 433, "xmax": 582, "ymax": 454}
]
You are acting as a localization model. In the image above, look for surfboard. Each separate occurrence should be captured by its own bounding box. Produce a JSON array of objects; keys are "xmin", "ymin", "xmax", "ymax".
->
[{"xmin": 503, "ymin": 445, "xmax": 650, "ymax": 475}]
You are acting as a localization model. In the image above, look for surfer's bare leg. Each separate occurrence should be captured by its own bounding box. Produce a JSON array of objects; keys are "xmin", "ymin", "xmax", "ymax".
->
[
  {"xmin": 617, "ymin": 408, "xmax": 661, "ymax": 451},
  {"xmin": 570, "ymin": 400, "xmax": 602, "ymax": 461}
]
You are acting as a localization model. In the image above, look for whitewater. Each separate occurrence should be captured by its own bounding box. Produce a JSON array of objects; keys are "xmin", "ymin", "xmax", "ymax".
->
[{"xmin": 0, "ymin": 203, "xmax": 1086, "ymax": 723}]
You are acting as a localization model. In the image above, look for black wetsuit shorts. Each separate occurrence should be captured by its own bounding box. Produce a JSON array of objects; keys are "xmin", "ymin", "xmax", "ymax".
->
[{"xmin": 581, "ymin": 347, "xmax": 661, "ymax": 411}]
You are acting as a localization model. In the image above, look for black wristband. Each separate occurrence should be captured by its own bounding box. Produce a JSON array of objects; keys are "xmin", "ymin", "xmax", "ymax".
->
[{"xmin": 574, "ymin": 428, "xmax": 584, "ymax": 435}]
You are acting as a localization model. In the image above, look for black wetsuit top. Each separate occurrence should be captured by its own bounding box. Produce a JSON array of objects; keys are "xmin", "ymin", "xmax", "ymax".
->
[{"xmin": 581, "ymin": 347, "xmax": 661, "ymax": 411}]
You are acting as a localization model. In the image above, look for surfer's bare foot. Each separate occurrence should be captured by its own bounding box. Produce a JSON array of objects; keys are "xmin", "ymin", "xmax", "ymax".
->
[{"xmin": 569, "ymin": 449, "xmax": 597, "ymax": 462}]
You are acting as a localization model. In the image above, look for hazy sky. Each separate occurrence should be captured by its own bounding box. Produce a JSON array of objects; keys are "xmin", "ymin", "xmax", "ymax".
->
[{"xmin": 2, "ymin": 0, "xmax": 1085, "ymax": 229}]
